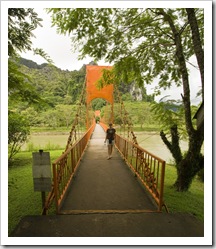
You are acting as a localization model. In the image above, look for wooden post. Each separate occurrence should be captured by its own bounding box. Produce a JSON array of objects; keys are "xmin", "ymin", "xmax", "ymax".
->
[
  {"xmin": 41, "ymin": 191, "xmax": 46, "ymax": 210},
  {"xmin": 158, "ymin": 161, "xmax": 166, "ymax": 211}
]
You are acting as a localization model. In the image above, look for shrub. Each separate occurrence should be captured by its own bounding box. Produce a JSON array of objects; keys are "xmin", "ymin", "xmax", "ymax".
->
[{"xmin": 8, "ymin": 111, "xmax": 30, "ymax": 165}]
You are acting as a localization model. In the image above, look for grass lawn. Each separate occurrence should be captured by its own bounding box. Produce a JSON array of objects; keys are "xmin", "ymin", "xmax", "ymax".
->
[
  {"xmin": 8, "ymin": 151, "xmax": 204, "ymax": 236},
  {"xmin": 163, "ymin": 164, "xmax": 204, "ymax": 221},
  {"xmin": 8, "ymin": 150, "xmax": 62, "ymax": 236}
]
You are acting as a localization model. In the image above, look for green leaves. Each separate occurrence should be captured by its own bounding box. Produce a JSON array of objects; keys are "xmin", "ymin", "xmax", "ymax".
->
[
  {"xmin": 150, "ymin": 98, "xmax": 198, "ymax": 140},
  {"xmin": 8, "ymin": 59, "xmax": 45, "ymax": 107},
  {"xmin": 151, "ymin": 98, "xmax": 182, "ymax": 128},
  {"xmin": 33, "ymin": 48, "xmax": 53, "ymax": 64},
  {"xmin": 48, "ymin": 8, "xmax": 203, "ymax": 100},
  {"xmin": 8, "ymin": 111, "xmax": 30, "ymax": 162},
  {"xmin": 97, "ymin": 68, "xmax": 114, "ymax": 89},
  {"xmin": 8, "ymin": 8, "xmax": 42, "ymax": 56}
]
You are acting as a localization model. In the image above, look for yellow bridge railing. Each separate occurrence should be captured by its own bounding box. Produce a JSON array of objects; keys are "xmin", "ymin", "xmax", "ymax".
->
[
  {"xmin": 43, "ymin": 123, "xmax": 95, "ymax": 214},
  {"xmin": 100, "ymin": 122, "xmax": 167, "ymax": 211},
  {"xmin": 115, "ymin": 134, "xmax": 167, "ymax": 212},
  {"xmin": 43, "ymin": 121, "xmax": 166, "ymax": 214}
]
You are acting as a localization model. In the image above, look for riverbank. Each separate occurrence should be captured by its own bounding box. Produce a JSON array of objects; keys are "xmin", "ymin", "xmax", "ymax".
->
[
  {"xmin": 22, "ymin": 128, "xmax": 85, "ymax": 151},
  {"xmin": 22, "ymin": 129, "xmax": 188, "ymax": 164}
]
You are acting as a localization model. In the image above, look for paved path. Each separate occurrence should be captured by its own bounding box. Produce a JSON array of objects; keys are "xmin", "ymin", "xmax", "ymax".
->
[
  {"xmin": 60, "ymin": 123, "xmax": 157, "ymax": 213},
  {"xmin": 10, "ymin": 124, "xmax": 204, "ymax": 237}
]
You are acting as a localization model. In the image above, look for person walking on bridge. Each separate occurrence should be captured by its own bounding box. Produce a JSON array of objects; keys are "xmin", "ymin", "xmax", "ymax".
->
[{"xmin": 104, "ymin": 123, "xmax": 116, "ymax": 159}]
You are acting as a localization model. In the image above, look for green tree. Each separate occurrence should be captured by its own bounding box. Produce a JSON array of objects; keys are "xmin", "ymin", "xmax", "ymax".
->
[
  {"xmin": 121, "ymin": 93, "xmax": 133, "ymax": 102},
  {"xmin": 17, "ymin": 58, "xmax": 86, "ymax": 108},
  {"xmin": 40, "ymin": 109, "xmax": 59, "ymax": 128},
  {"xmin": 91, "ymin": 98, "xmax": 106, "ymax": 111},
  {"xmin": 55, "ymin": 104, "xmax": 76, "ymax": 128},
  {"xmin": 151, "ymin": 99, "xmax": 186, "ymax": 165},
  {"xmin": 8, "ymin": 8, "xmax": 53, "ymax": 107},
  {"xmin": 49, "ymin": 8, "xmax": 204, "ymax": 191},
  {"xmin": 8, "ymin": 8, "xmax": 52, "ymax": 61},
  {"xmin": 8, "ymin": 8, "xmax": 41, "ymax": 56},
  {"xmin": 151, "ymin": 99, "xmax": 203, "ymax": 188},
  {"xmin": 8, "ymin": 8, "xmax": 52, "ymax": 107},
  {"xmin": 8, "ymin": 112, "xmax": 30, "ymax": 164},
  {"xmin": 21, "ymin": 107, "xmax": 41, "ymax": 126},
  {"xmin": 8, "ymin": 8, "xmax": 50, "ymax": 162},
  {"xmin": 136, "ymin": 104, "xmax": 152, "ymax": 128},
  {"xmin": 8, "ymin": 59, "xmax": 43, "ymax": 106}
]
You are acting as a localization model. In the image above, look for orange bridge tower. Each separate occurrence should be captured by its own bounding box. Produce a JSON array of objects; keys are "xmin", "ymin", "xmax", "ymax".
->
[{"xmin": 85, "ymin": 65, "xmax": 114, "ymax": 126}]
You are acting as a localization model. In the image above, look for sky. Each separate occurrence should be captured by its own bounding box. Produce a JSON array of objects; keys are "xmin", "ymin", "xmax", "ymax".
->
[
  {"xmin": 16, "ymin": 5, "xmax": 207, "ymax": 105},
  {"xmin": 20, "ymin": 8, "xmax": 103, "ymax": 71}
]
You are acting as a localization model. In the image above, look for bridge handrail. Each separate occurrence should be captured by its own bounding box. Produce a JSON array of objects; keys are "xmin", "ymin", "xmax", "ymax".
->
[
  {"xmin": 115, "ymin": 133, "xmax": 166, "ymax": 212},
  {"xmin": 43, "ymin": 123, "xmax": 96, "ymax": 214},
  {"xmin": 99, "ymin": 122, "xmax": 108, "ymax": 132},
  {"xmin": 100, "ymin": 122, "xmax": 166, "ymax": 211}
]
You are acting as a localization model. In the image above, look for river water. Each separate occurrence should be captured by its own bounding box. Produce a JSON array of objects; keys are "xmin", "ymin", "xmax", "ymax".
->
[
  {"xmin": 135, "ymin": 132, "xmax": 188, "ymax": 163},
  {"xmin": 23, "ymin": 131, "xmax": 190, "ymax": 164}
]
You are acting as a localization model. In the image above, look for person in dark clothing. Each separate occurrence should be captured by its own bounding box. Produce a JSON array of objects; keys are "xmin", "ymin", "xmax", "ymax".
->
[{"xmin": 104, "ymin": 123, "xmax": 116, "ymax": 159}]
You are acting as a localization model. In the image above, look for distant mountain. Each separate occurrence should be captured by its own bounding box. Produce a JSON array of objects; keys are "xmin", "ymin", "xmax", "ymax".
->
[
  {"xmin": 16, "ymin": 57, "xmax": 86, "ymax": 107},
  {"xmin": 18, "ymin": 57, "xmax": 154, "ymax": 103},
  {"xmin": 18, "ymin": 57, "xmax": 49, "ymax": 69}
]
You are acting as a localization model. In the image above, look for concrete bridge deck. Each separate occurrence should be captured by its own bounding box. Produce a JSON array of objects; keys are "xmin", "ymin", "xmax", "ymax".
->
[
  {"xmin": 10, "ymin": 124, "xmax": 204, "ymax": 238},
  {"xmin": 60, "ymin": 123, "xmax": 157, "ymax": 213}
]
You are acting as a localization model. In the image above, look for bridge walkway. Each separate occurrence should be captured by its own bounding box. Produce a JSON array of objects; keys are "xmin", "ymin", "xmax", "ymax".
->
[
  {"xmin": 10, "ymin": 124, "xmax": 204, "ymax": 237},
  {"xmin": 59, "ymin": 123, "xmax": 157, "ymax": 213}
]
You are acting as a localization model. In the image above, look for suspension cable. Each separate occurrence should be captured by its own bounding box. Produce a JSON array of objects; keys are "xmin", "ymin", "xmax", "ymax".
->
[
  {"xmin": 114, "ymin": 84, "xmax": 138, "ymax": 145},
  {"xmin": 65, "ymin": 75, "xmax": 88, "ymax": 150}
]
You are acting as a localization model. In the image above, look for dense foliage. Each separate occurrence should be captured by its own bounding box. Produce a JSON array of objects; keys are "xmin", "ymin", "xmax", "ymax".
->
[
  {"xmin": 49, "ymin": 8, "xmax": 203, "ymax": 91},
  {"xmin": 13, "ymin": 58, "xmax": 154, "ymax": 128},
  {"xmin": 8, "ymin": 8, "xmax": 45, "ymax": 162},
  {"xmin": 19, "ymin": 59, "xmax": 85, "ymax": 106},
  {"xmin": 8, "ymin": 111, "xmax": 30, "ymax": 164}
]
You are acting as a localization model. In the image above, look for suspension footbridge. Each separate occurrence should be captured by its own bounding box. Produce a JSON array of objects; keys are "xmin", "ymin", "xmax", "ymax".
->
[{"xmin": 10, "ymin": 65, "xmax": 204, "ymax": 237}]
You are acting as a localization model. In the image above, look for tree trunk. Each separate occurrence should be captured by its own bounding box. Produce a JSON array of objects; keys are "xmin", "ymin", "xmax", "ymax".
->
[
  {"xmin": 186, "ymin": 8, "xmax": 204, "ymax": 101},
  {"xmin": 174, "ymin": 123, "xmax": 204, "ymax": 191},
  {"xmin": 158, "ymin": 9, "xmax": 204, "ymax": 191},
  {"xmin": 160, "ymin": 124, "xmax": 203, "ymax": 191},
  {"xmin": 174, "ymin": 154, "xmax": 204, "ymax": 191},
  {"xmin": 160, "ymin": 125, "xmax": 183, "ymax": 165}
]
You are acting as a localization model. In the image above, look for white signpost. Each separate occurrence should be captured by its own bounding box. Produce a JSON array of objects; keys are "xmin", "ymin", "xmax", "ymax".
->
[{"xmin": 32, "ymin": 150, "xmax": 52, "ymax": 210}]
